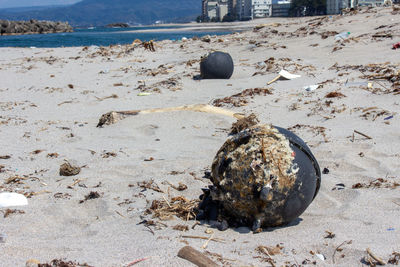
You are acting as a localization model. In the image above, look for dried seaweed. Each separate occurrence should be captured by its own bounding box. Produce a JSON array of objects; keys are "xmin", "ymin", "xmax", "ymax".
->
[
  {"xmin": 288, "ymin": 124, "xmax": 328, "ymax": 142},
  {"xmin": 138, "ymin": 179, "xmax": 164, "ymax": 193},
  {"xmin": 230, "ymin": 113, "xmax": 259, "ymax": 134},
  {"xmin": 388, "ymin": 251, "xmax": 400, "ymax": 265},
  {"xmin": 5, "ymin": 175, "xmax": 27, "ymax": 184},
  {"xmin": 38, "ymin": 259, "xmax": 93, "ymax": 267},
  {"xmin": 173, "ymin": 224, "xmax": 189, "ymax": 231},
  {"xmin": 352, "ymin": 178, "xmax": 399, "ymax": 189},
  {"xmin": 59, "ymin": 162, "xmax": 81, "ymax": 176},
  {"xmin": 2, "ymin": 209, "xmax": 25, "ymax": 218},
  {"xmin": 146, "ymin": 196, "xmax": 199, "ymax": 221},
  {"xmin": 213, "ymin": 88, "xmax": 272, "ymax": 108},
  {"xmin": 256, "ymin": 245, "xmax": 283, "ymax": 256},
  {"xmin": 79, "ymin": 191, "xmax": 101, "ymax": 203},
  {"xmin": 326, "ymin": 91, "xmax": 346, "ymax": 98}
]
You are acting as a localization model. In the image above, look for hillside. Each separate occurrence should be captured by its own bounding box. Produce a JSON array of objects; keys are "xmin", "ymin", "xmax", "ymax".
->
[{"xmin": 0, "ymin": 0, "xmax": 201, "ymax": 26}]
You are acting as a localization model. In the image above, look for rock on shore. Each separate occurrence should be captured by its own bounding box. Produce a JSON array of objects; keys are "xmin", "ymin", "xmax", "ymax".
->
[{"xmin": 0, "ymin": 19, "xmax": 73, "ymax": 35}]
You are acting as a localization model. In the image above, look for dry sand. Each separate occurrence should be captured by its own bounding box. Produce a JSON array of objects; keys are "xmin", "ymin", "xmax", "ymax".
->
[{"xmin": 0, "ymin": 6, "xmax": 399, "ymax": 267}]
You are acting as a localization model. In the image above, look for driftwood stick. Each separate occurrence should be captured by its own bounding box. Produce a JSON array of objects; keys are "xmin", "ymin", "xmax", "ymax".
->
[
  {"xmin": 97, "ymin": 104, "xmax": 245, "ymax": 127},
  {"xmin": 354, "ymin": 130, "xmax": 372, "ymax": 140},
  {"xmin": 178, "ymin": 246, "xmax": 218, "ymax": 267},
  {"xmin": 366, "ymin": 248, "xmax": 386, "ymax": 265},
  {"xmin": 267, "ymin": 75, "xmax": 281, "ymax": 85}
]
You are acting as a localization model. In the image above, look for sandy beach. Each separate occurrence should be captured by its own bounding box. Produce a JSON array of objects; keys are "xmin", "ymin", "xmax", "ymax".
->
[{"xmin": 0, "ymin": 6, "xmax": 399, "ymax": 267}]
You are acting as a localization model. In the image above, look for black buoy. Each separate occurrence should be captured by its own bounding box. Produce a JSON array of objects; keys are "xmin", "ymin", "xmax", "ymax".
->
[
  {"xmin": 200, "ymin": 51, "xmax": 234, "ymax": 79},
  {"xmin": 200, "ymin": 124, "xmax": 320, "ymax": 231}
]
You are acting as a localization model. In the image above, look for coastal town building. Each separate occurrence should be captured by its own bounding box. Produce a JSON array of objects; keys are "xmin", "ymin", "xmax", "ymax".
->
[
  {"xmin": 202, "ymin": 0, "xmax": 294, "ymax": 20},
  {"xmin": 252, "ymin": 0, "xmax": 271, "ymax": 17}
]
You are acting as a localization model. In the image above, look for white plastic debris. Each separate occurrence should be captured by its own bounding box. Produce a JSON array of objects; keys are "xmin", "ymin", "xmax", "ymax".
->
[
  {"xmin": 0, "ymin": 192, "xmax": 28, "ymax": 208},
  {"xmin": 0, "ymin": 233, "xmax": 7, "ymax": 243},
  {"xmin": 316, "ymin": 254, "xmax": 326, "ymax": 261},
  {"xmin": 303, "ymin": 84, "xmax": 320, "ymax": 91}
]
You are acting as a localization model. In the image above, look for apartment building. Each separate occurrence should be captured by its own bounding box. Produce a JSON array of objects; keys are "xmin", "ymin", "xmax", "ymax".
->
[{"xmin": 252, "ymin": 0, "xmax": 271, "ymax": 17}]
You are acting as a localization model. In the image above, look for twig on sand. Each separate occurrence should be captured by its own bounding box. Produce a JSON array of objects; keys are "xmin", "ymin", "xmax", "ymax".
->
[
  {"xmin": 333, "ymin": 240, "xmax": 352, "ymax": 263},
  {"xmin": 354, "ymin": 130, "xmax": 372, "ymax": 140},
  {"xmin": 125, "ymin": 257, "xmax": 149, "ymax": 266},
  {"xmin": 202, "ymin": 233, "xmax": 214, "ymax": 249},
  {"xmin": 181, "ymin": 235, "xmax": 225, "ymax": 243},
  {"xmin": 366, "ymin": 248, "xmax": 386, "ymax": 265},
  {"xmin": 178, "ymin": 246, "xmax": 218, "ymax": 267}
]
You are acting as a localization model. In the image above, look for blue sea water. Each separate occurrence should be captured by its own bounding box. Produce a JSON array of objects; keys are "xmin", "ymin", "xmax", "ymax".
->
[{"xmin": 0, "ymin": 26, "xmax": 234, "ymax": 48}]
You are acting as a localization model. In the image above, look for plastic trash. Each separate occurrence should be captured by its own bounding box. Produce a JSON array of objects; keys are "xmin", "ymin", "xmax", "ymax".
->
[
  {"xmin": 200, "ymin": 51, "xmax": 234, "ymax": 79},
  {"xmin": 335, "ymin": 31, "xmax": 350, "ymax": 41},
  {"xmin": 0, "ymin": 233, "xmax": 7, "ymax": 243},
  {"xmin": 303, "ymin": 84, "xmax": 320, "ymax": 91},
  {"xmin": 0, "ymin": 192, "xmax": 28, "ymax": 208}
]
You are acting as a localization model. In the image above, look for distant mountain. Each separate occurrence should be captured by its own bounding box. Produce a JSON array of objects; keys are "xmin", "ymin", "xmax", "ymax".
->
[{"xmin": 0, "ymin": 0, "xmax": 201, "ymax": 27}]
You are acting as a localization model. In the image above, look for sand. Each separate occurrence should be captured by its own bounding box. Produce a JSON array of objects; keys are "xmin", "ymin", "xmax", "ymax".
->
[{"xmin": 0, "ymin": 6, "xmax": 399, "ymax": 267}]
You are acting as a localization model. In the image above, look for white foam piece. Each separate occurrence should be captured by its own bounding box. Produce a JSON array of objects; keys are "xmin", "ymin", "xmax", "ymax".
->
[{"xmin": 0, "ymin": 192, "xmax": 28, "ymax": 208}]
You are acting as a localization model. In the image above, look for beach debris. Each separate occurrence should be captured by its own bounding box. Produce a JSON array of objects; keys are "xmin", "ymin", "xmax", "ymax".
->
[
  {"xmin": 0, "ymin": 164, "xmax": 5, "ymax": 173},
  {"xmin": 35, "ymin": 259, "xmax": 93, "ymax": 267},
  {"xmin": 323, "ymin": 168, "xmax": 330, "ymax": 174},
  {"xmin": 26, "ymin": 259, "xmax": 41, "ymax": 267},
  {"xmin": 335, "ymin": 31, "xmax": 351, "ymax": 41},
  {"xmin": 199, "ymin": 124, "xmax": 321, "ymax": 231},
  {"xmin": 212, "ymin": 88, "xmax": 272, "ymax": 108},
  {"xmin": 2, "ymin": 208, "xmax": 25, "ymax": 218},
  {"xmin": 137, "ymin": 92, "xmax": 152, "ymax": 96},
  {"xmin": 178, "ymin": 246, "xmax": 218, "ymax": 267},
  {"xmin": 325, "ymin": 230, "xmax": 336, "ymax": 238},
  {"xmin": 303, "ymin": 84, "xmax": 321, "ymax": 91},
  {"xmin": 200, "ymin": 51, "xmax": 234, "ymax": 79},
  {"xmin": 316, "ymin": 254, "xmax": 326, "ymax": 261},
  {"xmin": 352, "ymin": 178, "xmax": 399, "ymax": 189},
  {"xmin": 230, "ymin": 113, "xmax": 259, "ymax": 134},
  {"xmin": 0, "ymin": 192, "xmax": 28, "ymax": 208},
  {"xmin": 365, "ymin": 248, "xmax": 386, "ymax": 266},
  {"xmin": 138, "ymin": 179, "xmax": 164, "ymax": 193},
  {"xmin": 59, "ymin": 161, "xmax": 81, "ymax": 176},
  {"xmin": 332, "ymin": 240, "xmax": 353, "ymax": 263},
  {"xmin": 353, "ymin": 130, "xmax": 372, "ymax": 140},
  {"xmin": 201, "ymin": 35, "xmax": 211, "ymax": 43},
  {"xmin": 288, "ymin": 124, "xmax": 329, "ymax": 143},
  {"xmin": 79, "ymin": 191, "xmax": 101, "ymax": 203},
  {"xmin": 173, "ymin": 224, "xmax": 189, "ymax": 232},
  {"xmin": 145, "ymin": 196, "xmax": 199, "ymax": 221},
  {"xmin": 267, "ymin": 69, "xmax": 301, "ymax": 85},
  {"xmin": 95, "ymin": 94, "xmax": 118, "ymax": 101},
  {"xmin": 388, "ymin": 252, "xmax": 400, "ymax": 264},
  {"xmin": 124, "ymin": 257, "xmax": 149, "ymax": 266},
  {"xmin": 0, "ymin": 233, "xmax": 6, "ymax": 243},
  {"xmin": 5, "ymin": 175, "xmax": 28, "ymax": 184},
  {"xmin": 332, "ymin": 183, "xmax": 346, "ymax": 190},
  {"xmin": 325, "ymin": 91, "xmax": 346, "ymax": 98},
  {"xmin": 256, "ymin": 245, "xmax": 283, "ymax": 256},
  {"xmin": 393, "ymin": 42, "xmax": 400, "ymax": 49},
  {"xmin": 96, "ymin": 104, "xmax": 245, "ymax": 127},
  {"xmin": 0, "ymin": 155, "xmax": 11, "ymax": 159},
  {"xmin": 167, "ymin": 181, "xmax": 188, "ymax": 191},
  {"xmin": 142, "ymin": 40, "xmax": 155, "ymax": 52}
]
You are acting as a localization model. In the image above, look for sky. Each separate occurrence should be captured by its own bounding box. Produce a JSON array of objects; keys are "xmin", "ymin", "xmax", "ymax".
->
[{"xmin": 0, "ymin": 0, "xmax": 81, "ymax": 8}]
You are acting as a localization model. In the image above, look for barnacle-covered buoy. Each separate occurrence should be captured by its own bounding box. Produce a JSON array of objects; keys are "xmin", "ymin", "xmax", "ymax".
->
[
  {"xmin": 200, "ymin": 51, "xmax": 234, "ymax": 79},
  {"xmin": 208, "ymin": 124, "xmax": 320, "ymax": 231}
]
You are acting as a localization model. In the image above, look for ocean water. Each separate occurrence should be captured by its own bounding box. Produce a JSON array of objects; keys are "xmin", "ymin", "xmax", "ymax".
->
[{"xmin": 0, "ymin": 26, "xmax": 234, "ymax": 48}]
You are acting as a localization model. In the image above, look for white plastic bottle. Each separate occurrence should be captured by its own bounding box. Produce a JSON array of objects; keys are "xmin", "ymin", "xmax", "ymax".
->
[{"xmin": 334, "ymin": 31, "xmax": 350, "ymax": 41}]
